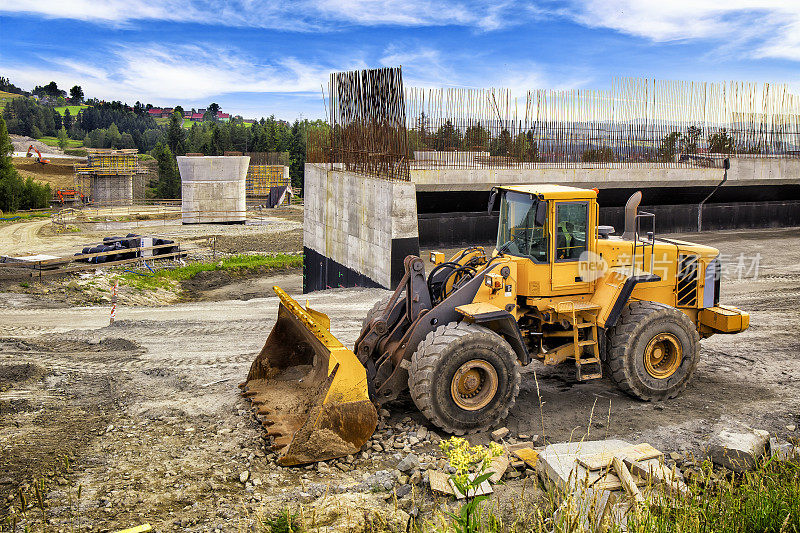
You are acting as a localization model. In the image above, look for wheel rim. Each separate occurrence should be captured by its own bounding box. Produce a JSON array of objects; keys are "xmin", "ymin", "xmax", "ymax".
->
[
  {"xmin": 450, "ymin": 359, "xmax": 498, "ymax": 411},
  {"xmin": 643, "ymin": 333, "xmax": 682, "ymax": 379}
]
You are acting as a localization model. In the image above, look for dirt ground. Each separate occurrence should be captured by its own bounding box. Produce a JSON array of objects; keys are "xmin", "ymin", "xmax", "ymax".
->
[
  {"xmin": 1, "ymin": 224, "xmax": 799, "ymax": 530},
  {"xmin": 11, "ymin": 157, "xmax": 82, "ymax": 191}
]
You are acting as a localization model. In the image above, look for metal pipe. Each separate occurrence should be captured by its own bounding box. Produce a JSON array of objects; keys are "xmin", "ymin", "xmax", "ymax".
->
[
  {"xmin": 698, "ymin": 158, "xmax": 730, "ymax": 232},
  {"xmin": 622, "ymin": 191, "xmax": 642, "ymax": 241}
]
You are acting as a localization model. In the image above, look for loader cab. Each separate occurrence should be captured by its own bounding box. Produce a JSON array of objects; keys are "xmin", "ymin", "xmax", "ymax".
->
[{"xmin": 494, "ymin": 185, "xmax": 598, "ymax": 296}]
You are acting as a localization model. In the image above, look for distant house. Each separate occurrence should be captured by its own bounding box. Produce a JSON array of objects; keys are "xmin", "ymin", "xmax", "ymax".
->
[
  {"xmin": 190, "ymin": 112, "xmax": 204, "ymax": 122},
  {"xmin": 147, "ymin": 107, "xmax": 177, "ymax": 118},
  {"xmin": 183, "ymin": 111, "xmax": 192, "ymax": 118},
  {"xmin": 217, "ymin": 112, "xmax": 231, "ymax": 122}
]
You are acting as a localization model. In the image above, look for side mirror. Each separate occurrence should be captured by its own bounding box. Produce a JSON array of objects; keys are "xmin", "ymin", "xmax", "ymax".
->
[
  {"xmin": 487, "ymin": 188, "xmax": 498, "ymax": 214},
  {"xmin": 534, "ymin": 200, "xmax": 547, "ymax": 226}
]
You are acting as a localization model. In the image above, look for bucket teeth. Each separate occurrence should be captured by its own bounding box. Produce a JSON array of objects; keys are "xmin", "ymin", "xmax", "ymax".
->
[
  {"xmin": 256, "ymin": 406, "xmax": 271, "ymax": 415},
  {"xmin": 238, "ymin": 381, "xmax": 247, "ymax": 389},
  {"xmin": 243, "ymin": 390, "xmax": 258, "ymax": 398}
]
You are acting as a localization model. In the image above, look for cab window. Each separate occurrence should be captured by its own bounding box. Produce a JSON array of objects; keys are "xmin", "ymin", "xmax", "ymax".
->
[
  {"xmin": 497, "ymin": 191, "xmax": 548, "ymax": 262},
  {"xmin": 556, "ymin": 202, "xmax": 588, "ymax": 261}
]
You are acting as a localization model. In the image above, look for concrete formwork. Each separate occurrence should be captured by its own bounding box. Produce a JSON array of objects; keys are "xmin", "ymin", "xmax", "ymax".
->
[{"xmin": 178, "ymin": 156, "xmax": 249, "ymax": 224}]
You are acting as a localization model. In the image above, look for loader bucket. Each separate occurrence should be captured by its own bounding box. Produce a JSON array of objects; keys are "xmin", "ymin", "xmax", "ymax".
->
[{"xmin": 241, "ymin": 286, "xmax": 378, "ymax": 466}]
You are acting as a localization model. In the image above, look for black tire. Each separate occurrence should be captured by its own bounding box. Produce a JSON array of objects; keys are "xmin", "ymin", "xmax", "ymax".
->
[
  {"xmin": 606, "ymin": 301, "xmax": 700, "ymax": 401},
  {"xmin": 408, "ymin": 322, "xmax": 521, "ymax": 435},
  {"xmin": 359, "ymin": 294, "xmax": 394, "ymax": 334}
]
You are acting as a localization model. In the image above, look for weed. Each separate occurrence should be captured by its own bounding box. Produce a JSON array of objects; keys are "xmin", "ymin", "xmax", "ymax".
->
[
  {"xmin": 19, "ymin": 282, "xmax": 29, "ymax": 288},
  {"xmin": 259, "ymin": 507, "xmax": 304, "ymax": 533}
]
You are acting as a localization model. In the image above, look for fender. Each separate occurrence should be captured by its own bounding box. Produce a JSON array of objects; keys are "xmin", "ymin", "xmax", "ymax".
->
[{"xmin": 454, "ymin": 303, "xmax": 530, "ymax": 365}]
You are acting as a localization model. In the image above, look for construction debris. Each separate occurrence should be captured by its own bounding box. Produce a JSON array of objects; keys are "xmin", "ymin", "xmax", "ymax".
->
[
  {"xmin": 491, "ymin": 427, "xmax": 510, "ymax": 441},
  {"xmin": 707, "ymin": 425, "xmax": 770, "ymax": 472}
]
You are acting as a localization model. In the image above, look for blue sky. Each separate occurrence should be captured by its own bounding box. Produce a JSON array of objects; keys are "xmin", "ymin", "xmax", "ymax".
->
[{"xmin": 1, "ymin": 1, "xmax": 799, "ymax": 120}]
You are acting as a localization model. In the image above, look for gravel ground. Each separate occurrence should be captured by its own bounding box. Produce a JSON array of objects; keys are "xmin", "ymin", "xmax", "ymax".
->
[{"xmin": 1, "ymin": 227, "xmax": 798, "ymax": 531}]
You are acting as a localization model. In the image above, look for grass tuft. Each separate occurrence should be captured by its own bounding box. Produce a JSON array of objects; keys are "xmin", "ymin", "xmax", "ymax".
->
[{"xmin": 119, "ymin": 253, "xmax": 302, "ymax": 291}]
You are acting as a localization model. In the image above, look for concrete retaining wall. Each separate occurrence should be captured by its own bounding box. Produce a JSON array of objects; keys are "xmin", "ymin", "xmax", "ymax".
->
[
  {"xmin": 303, "ymin": 163, "xmax": 418, "ymax": 291},
  {"xmin": 178, "ymin": 156, "xmax": 249, "ymax": 224},
  {"xmin": 92, "ymin": 175, "xmax": 132, "ymax": 205},
  {"xmin": 412, "ymin": 158, "xmax": 800, "ymax": 191}
]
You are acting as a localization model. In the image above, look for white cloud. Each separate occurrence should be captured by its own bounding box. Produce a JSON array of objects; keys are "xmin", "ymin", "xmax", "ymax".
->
[
  {"xmin": 566, "ymin": 0, "xmax": 800, "ymax": 61},
  {"xmin": 0, "ymin": 43, "xmax": 353, "ymax": 105},
  {"xmin": 0, "ymin": 0, "xmax": 522, "ymax": 31}
]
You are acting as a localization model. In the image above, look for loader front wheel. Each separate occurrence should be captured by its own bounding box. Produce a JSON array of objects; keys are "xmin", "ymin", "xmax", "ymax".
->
[
  {"xmin": 409, "ymin": 322, "xmax": 520, "ymax": 435},
  {"xmin": 606, "ymin": 301, "xmax": 700, "ymax": 401}
]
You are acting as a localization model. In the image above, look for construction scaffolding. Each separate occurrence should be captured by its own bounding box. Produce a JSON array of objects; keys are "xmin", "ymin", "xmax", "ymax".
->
[
  {"xmin": 74, "ymin": 149, "xmax": 146, "ymax": 204},
  {"xmin": 245, "ymin": 152, "xmax": 292, "ymax": 206}
]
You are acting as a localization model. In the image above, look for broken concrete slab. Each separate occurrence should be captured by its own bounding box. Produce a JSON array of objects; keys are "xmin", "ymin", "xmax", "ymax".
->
[
  {"xmin": 428, "ymin": 471, "xmax": 454, "ymax": 495},
  {"xmin": 491, "ymin": 427, "xmax": 509, "ymax": 441},
  {"xmin": 538, "ymin": 439, "xmax": 664, "ymax": 493},
  {"xmin": 707, "ymin": 426, "xmax": 770, "ymax": 472},
  {"xmin": 488, "ymin": 455, "xmax": 509, "ymax": 484},
  {"xmin": 769, "ymin": 437, "xmax": 798, "ymax": 462}
]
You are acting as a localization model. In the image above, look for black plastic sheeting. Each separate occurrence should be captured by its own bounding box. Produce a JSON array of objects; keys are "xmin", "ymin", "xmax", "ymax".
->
[
  {"xmin": 418, "ymin": 200, "xmax": 800, "ymax": 247},
  {"xmin": 303, "ymin": 246, "xmax": 383, "ymax": 293}
]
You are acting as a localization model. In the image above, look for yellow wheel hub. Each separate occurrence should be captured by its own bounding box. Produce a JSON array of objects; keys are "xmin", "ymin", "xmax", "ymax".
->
[
  {"xmin": 451, "ymin": 359, "xmax": 498, "ymax": 411},
  {"xmin": 643, "ymin": 333, "xmax": 682, "ymax": 379}
]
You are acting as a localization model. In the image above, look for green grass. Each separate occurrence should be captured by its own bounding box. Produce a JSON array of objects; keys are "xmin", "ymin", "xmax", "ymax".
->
[
  {"xmin": 0, "ymin": 211, "xmax": 52, "ymax": 222},
  {"xmin": 0, "ymin": 90, "xmax": 23, "ymax": 106},
  {"xmin": 37, "ymin": 136, "xmax": 83, "ymax": 148},
  {"xmin": 53, "ymin": 105, "xmax": 89, "ymax": 116},
  {"xmin": 119, "ymin": 253, "xmax": 303, "ymax": 291}
]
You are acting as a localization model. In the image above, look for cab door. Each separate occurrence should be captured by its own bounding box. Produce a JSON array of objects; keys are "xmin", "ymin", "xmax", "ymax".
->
[{"xmin": 550, "ymin": 200, "xmax": 592, "ymax": 293}]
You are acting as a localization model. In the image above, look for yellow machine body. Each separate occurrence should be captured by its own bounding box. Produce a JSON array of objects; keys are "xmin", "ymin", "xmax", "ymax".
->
[{"xmin": 244, "ymin": 184, "xmax": 749, "ymax": 464}]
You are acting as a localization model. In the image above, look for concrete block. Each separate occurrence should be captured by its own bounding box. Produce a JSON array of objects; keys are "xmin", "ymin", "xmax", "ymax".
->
[
  {"xmin": 707, "ymin": 426, "xmax": 770, "ymax": 472},
  {"xmin": 492, "ymin": 427, "xmax": 510, "ymax": 441}
]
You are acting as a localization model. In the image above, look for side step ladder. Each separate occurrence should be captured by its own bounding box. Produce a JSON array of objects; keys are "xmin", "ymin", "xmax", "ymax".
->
[
  {"xmin": 574, "ymin": 321, "xmax": 602, "ymax": 381},
  {"xmin": 556, "ymin": 301, "xmax": 603, "ymax": 381}
]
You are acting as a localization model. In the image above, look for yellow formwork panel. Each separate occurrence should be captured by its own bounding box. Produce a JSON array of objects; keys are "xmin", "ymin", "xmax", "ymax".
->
[{"xmin": 246, "ymin": 165, "xmax": 289, "ymax": 196}]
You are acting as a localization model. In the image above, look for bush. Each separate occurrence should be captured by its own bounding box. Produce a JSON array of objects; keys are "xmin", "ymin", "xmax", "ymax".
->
[{"xmin": 0, "ymin": 114, "xmax": 52, "ymax": 212}]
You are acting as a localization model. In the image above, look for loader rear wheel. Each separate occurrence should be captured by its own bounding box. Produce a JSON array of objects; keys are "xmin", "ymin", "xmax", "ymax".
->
[
  {"xmin": 606, "ymin": 301, "xmax": 700, "ymax": 401},
  {"xmin": 409, "ymin": 322, "xmax": 520, "ymax": 435}
]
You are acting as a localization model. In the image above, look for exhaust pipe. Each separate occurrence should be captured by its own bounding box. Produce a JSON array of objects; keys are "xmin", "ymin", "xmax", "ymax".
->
[{"xmin": 621, "ymin": 191, "xmax": 642, "ymax": 241}]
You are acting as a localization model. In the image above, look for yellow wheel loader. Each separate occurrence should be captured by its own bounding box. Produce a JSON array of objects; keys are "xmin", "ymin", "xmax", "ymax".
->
[{"xmin": 242, "ymin": 184, "xmax": 749, "ymax": 465}]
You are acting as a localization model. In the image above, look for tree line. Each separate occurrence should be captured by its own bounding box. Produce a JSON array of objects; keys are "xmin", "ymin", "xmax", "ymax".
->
[
  {"xmin": 0, "ymin": 115, "xmax": 51, "ymax": 212},
  {"xmin": 1, "ymin": 76, "xmax": 326, "ymax": 200}
]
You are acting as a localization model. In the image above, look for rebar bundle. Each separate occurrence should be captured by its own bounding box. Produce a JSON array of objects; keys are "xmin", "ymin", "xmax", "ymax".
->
[{"xmin": 308, "ymin": 73, "xmax": 800, "ymax": 176}]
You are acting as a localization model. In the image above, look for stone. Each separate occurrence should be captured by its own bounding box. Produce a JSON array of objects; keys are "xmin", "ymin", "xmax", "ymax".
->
[
  {"xmin": 396, "ymin": 484, "xmax": 412, "ymax": 498},
  {"xmin": 409, "ymin": 471, "xmax": 422, "ymax": 485},
  {"xmin": 491, "ymin": 427, "xmax": 510, "ymax": 441},
  {"xmin": 311, "ymin": 493, "xmax": 410, "ymax": 531},
  {"xmin": 379, "ymin": 409, "xmax": 390, "ymax": 418},
  {"xmin": 787, "ymin": 425, "xmax": 796, "ymax": 432},
  {"xmin": 518, "ymin": 433, "xmax": 531, "ymax": 440},
  {"xmin": 707, "ymin": 426, "xmax": 770, "ymax": 472},
  {"xmin": 769, "ymin": 437, "xmax": 797, "ymax": 462},
  {"xmin": 669, "ymin": 452, "xmax": 682, "ymax": 461},
  {"xmin": 397, "ymin": 454, "xmax": 420, "ymax": 473},
  {"xmin": 417, "ymin": 427, "xmax": 428, "ymax": 440},
  {"xmin": 409, "ymin": 437, "xmax": 420, "ymax": 445},
  {"xmin": 239, "ymin": 471, "xmax": 249, "ymax": 483}
]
